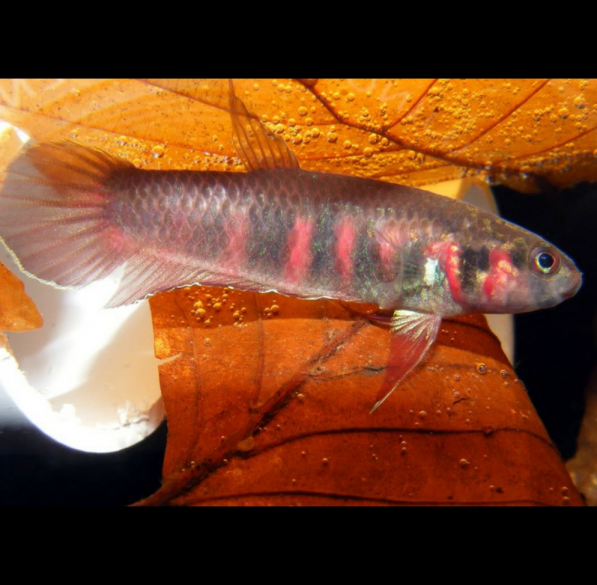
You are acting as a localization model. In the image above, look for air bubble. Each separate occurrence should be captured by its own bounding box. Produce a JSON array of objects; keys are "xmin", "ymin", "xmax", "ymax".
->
[
  {"xmin": 151, "ymin": 145, "xmax": 165, "ymax": 158},
  {"xmin": 476, "ymin": 363, "xmax": 487, "ymax": 374}
]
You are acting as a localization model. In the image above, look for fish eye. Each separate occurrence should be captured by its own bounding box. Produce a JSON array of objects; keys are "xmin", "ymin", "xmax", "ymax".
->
[{"xmin": 530, "ymin": 246, "xmax": 560, "ymax": 276}]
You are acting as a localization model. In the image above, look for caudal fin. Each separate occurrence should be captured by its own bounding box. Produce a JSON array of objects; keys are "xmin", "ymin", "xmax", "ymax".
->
[{"xmin": 0, "ymin": 141, "xmax": 134, "ymax": 292}]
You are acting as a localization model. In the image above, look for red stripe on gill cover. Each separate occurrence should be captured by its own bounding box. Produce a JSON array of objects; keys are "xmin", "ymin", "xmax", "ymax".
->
[
  {"xmin": 426, "ymin": 241, "xmax": 464, "ymax": 305},
  {"xmin": 285, "ymin": 216, "xmax": 314, "ymax": 284},
  {"xmin": 483, "ymin": 249, "xmax": 514, "ymax": 303},
  {"xmin": 335, "ymin": 217, "xmax": 356, "ymax": 282}
]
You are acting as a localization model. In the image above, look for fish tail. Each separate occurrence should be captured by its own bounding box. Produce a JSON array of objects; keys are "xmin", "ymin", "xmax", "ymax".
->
[{"xmin": 0, "ymin": 141, "xmax": 134, "ymax": 293}]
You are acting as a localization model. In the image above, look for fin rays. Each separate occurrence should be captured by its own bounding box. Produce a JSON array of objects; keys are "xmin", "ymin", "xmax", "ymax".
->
[
  {"xmin": 0, "ymin": 142, "xmax": 130, "ymax": 293},
  {"xmin": 371, "ymin": 310, "xmax": 441, "ymax": 413},
  {"xmin": 229, "ymin": 80, "xmax": 299, "ymax": 171}
]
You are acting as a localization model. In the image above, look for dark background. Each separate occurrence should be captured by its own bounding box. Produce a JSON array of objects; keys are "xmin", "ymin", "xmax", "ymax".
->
[{"xmin": 1, "ymin": 182, "xmax": 595, "ymax": 506}]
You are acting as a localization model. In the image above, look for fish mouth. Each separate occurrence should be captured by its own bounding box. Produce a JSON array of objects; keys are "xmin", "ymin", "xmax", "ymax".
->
[
  {"xmin": 563, "ymin": 269, "xmax": 583, "ymax": 300},
  {"xmin": 530, "ymin": 268, "xmax": 582, "ymax": 311}
]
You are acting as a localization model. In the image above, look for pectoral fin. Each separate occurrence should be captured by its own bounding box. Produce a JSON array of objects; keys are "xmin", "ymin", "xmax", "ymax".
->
[{"xmin": 370, "ymin": 310, "xmax": 442, "ymax": 413}]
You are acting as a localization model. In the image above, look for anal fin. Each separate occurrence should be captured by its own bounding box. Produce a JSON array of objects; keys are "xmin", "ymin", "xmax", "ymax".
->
[{"xmin": 370, "ymin": 310, "xmax": 442, "ymax": 413}]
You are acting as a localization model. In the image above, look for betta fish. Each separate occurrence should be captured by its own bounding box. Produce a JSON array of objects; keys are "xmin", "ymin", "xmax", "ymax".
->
[{"xmin": 0, "ymin": 83, "xmax": 582, "ymax": 411}]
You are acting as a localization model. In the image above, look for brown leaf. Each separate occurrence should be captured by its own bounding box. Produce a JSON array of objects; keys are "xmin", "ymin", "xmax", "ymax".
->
[
  {"xmin": 1, "ymin": 79, "xmax": 596, "ymax": 191},
  {"xmin": 137, "ymin": 287, "xmax": 582, "ymax": 506}
]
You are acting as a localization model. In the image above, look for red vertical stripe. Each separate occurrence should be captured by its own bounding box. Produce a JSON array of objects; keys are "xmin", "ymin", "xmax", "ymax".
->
[
  {"xmin": 285, "ymin": 216, "xmax": 315, "ymax": 283},
  {"xmin": 425, "ymin": 240, "xmax": 464, "ymax": 305},
  {"xmin": 335, "ymin": 217, "xmax": 356, "ymax": 283}
]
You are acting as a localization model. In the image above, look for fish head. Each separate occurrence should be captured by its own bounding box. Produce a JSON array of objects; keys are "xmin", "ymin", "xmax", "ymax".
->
[
  {"xmin": 524, "ymin": 243, "xmax": 582, "ymax": 310},
  {"xmin": 464, "ymin": 236, "xmax": 582, "ymax": 315}
]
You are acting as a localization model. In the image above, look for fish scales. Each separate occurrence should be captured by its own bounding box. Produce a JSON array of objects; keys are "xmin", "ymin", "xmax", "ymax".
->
[{"xmin": 100, "ymin": 165, "xmax": 496, "ymax": 314}]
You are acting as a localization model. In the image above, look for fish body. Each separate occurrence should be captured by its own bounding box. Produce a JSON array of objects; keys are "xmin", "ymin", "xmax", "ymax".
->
[
  {"xmin": 0, "ymin": 145, "xmax": 580, "ymax": 314},
  {"xmin": 0, "ymin": 85, "xmax": 582, "ymax": 410}
]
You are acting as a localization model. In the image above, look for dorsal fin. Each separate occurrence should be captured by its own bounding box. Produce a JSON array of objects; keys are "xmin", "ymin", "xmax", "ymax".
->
[{"xmin": 229, "ymin": 79, "xmax": 300, "ymax": 171}]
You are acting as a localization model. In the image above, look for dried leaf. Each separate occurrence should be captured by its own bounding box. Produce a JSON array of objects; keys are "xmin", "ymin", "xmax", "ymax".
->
[
  {"xmin": 0, "ymin": 260, "xmax": 43, "ymax": 350},
  {"xmin": 1, "ymin": 79, "xmax": 596, "ymax": 191},
  {"xmin": 137, "ymin": 288, "xmax": 582, "ymax": 506}
]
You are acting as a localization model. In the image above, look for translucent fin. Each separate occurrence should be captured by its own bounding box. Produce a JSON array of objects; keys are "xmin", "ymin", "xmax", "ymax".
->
[
  {"xmin": 370, "ymin": 310, "xmax": 442, "ymax": 413},
  {"xmin": 229, "ymin": 80, "xmax": 299, "ymax": 171},
  {"xmin": 105, "ymin": 265, "xmax": 281, "ymax": 308},
  {"xmin": 0, "ymin": 142, "xmax": 134, "ymax": 291}
]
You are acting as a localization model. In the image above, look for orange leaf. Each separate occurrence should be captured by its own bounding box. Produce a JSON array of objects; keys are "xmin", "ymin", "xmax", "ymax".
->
[
  {"xmin": 1, "ymin": 79, "xmax": 596, "ymax": 190},
  {"xmin": 0, "ymin": 261, "xmax": 43, "ymax": 350}
]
